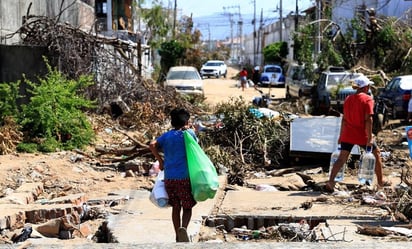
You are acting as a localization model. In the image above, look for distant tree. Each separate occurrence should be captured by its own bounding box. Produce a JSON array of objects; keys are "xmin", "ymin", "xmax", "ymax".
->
[
  {"xmin": 262, "ymin": 42, "xmax": 288, "ymax": 65},
  {"xmin": 141, "ymin": 0, "xmax": 171, "ymax": 60},
  {"xmin": 292, "ymin": 24, "xmax": 317, "ymax": 82},
  {"xmin": 157, "ymin": 40, "xmax": 185, "ymax": 82},
  {"xmin": 175, "ymin": 15, "xmax": 203, "ymax": 69},
  {"xmin": 294, "ymin": 12, "xmax": 412, "ymax": 77}
]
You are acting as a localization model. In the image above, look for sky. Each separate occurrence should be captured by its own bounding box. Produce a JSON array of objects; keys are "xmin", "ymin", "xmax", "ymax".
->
[
  {"xmin": 175, "ymin": 0, "xmax": 314, "ymax": 18},
  {"xmin": 145, "ymin": 0, "xmax": 315, "ymax": 40},
  {"xmin": 164, "ymin": 0, "xmax": 315, "ymax": 40}
]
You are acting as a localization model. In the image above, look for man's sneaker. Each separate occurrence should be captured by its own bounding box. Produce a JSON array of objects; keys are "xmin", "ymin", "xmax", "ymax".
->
[{"xmin": 177, "ymin": 227, "xmax": 190, "ymax": 242}]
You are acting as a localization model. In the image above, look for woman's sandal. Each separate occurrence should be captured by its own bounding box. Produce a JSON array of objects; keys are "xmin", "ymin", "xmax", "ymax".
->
[
  {"xmin": 322, "ymin": 182, "xmax": 335, "ymax": 193},
  {"xmin": 378, "ymin": 180, "xmax": 392, "ymax": 189}
]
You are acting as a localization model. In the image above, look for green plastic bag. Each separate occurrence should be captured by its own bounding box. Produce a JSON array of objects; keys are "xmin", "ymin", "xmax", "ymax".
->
[{"xmin": 184, "ymin": 131, "xmax": 219, "ymax": 202}]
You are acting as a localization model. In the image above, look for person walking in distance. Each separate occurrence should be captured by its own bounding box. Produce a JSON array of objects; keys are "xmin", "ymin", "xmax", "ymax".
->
[
  {"xmin": 149, "ymin": 108, "xmax": 197, "ymax": 242},
  {"xmin": 326, "ymin": 76, "xmax": 387, "ymax": 192},
  {"xmin": 252, "ymin": 66, "xmax": 261, "ymax": 90},
  {"xmin": 239, "ymin": 67, "xmax": 248, "ymax": 91}
]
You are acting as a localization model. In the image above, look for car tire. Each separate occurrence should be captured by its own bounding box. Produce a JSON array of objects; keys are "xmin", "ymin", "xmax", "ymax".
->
[
  {"xmin": 378, "ymin": 113, "xmax": 387, "ymax": 129},
  {"xmin": 392, "ymin": 107, "xmax": 397, "ymax": 120},
  {"xmin": 285, "ymin": 87, "xmax": 291, "ymax": 99},
  {"xmin": 373, "ymin": 113, "xmax": 384, "ymax": 134}
]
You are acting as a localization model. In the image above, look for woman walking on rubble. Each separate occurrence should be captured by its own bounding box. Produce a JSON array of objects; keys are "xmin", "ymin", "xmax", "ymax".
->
[{"xmin": 149, "ymin": 108, "xmax": 197, "ymax": 242}]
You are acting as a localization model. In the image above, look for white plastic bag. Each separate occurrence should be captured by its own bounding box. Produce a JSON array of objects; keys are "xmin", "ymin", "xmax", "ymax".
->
[{"xmin": 149, "ymin": 171, "xmax": 170, "ymax": 208}]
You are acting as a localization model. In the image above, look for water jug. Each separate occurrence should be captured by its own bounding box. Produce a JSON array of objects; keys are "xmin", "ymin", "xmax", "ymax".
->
[
  {"xmin": 329, "ymin": 145, "xmax": 346, "ymax": 182},
  {"xmin": 358, "ymin": 146, "xmax": 376, "ymax": 185}
]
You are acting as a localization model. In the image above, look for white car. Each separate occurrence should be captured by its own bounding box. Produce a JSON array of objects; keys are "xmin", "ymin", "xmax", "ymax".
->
[
  {"xmin": 165, "ymin": 66, "xmax": 204, "ymax": 95},
  {"xmin": 259, "ymin": 65, "xmax": 285, "ymax": 87},
  {"xmin": 200, "ymin": 60, "xmax": 227, "ymax": 78}
]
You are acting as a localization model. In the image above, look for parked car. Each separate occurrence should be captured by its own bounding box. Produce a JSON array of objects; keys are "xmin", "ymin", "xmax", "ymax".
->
[
  {"xmin": 259, "ymin": 65, "xmax": 285, "ymax": 87},
  {"xmin": 372, "ymin": 97, "xmax": 389, "ymax": 134},
  {"xmin": 285, "ymin": 63, "xmax": 314, "ymax": 98},
  {"xmin": 165, "ymin": 66, "xmax": 204, "ymax": 95},
  {"xmin": 313, "ymin": 66, "xmax": 367, "ymax": 115},
  {"xmin": 376, "ymin": 75, "xmax": 412, "ymax": 120},
  {"xmin": 199, "ymin": 60, "xmax": 227, "ymax": 78}
]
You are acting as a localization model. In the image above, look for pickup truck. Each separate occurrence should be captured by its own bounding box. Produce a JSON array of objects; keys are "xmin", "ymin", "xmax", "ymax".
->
[
  {"xmin": 313, "ymin": 66, "xmax": 369, "ymax": 115},
  {"xmin": 200, "ymin": 60, "xmax": 227, "ymax": 79}
]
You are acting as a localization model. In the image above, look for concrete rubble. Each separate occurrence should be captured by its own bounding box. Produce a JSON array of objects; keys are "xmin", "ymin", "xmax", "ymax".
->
[{"xmin": 1, "ymin": 167, "xmax": 412, "ymax": 249}]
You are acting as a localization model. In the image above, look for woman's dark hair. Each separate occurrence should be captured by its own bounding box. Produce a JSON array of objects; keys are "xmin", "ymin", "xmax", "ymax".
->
[{"xmin": 170, "ymin": 108, "xmax": 190, "ymax": 129}]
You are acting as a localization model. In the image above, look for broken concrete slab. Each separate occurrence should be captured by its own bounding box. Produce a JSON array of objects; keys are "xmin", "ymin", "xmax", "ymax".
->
[{"xmin": 219, "ymin": 190, "xmax": 387, "ymax": 219}]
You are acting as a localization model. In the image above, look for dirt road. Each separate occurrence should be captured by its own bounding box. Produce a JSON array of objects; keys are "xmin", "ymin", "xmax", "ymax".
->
[{"xmin": 203, "ymin": 67, "xmax": 286, "ymax": 106}]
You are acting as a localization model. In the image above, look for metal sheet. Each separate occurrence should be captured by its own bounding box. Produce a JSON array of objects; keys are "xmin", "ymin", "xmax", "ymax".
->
[{"xmin": 290, "ymin": 116, "xmax": 360, "ymax": 155}]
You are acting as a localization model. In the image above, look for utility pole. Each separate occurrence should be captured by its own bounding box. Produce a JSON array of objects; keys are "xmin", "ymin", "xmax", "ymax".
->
[
  {"xmin": 279, "ymin": 0, "xmax": 283, "ymax": 42},
  {"xmin": 223, "ymin": 7, "xmax": 235, "ymax": 62},
  {"xmin": 237, "ymin": 8, "xmax": 243, "ymax": 65},
  {"xmin": 293, "ymin": 0, "xmax": 299, "ymax": 60},
  {"xmin": 198, "ymin": 23, "xmax": 211, "ymax": 51},
  {"xmin": 207, "ymin": 24, "xmax": 211, "ymax": 51},
  {"xmin": 316, "ymin": 0, "xmax": 321, "ymax": 57},
  {"xmin": 295, "ymin": 0, "xmax": 299, "ymax": 31},
  {"xmin": 257, "ymin": 8, "xmax": 263, "ymax": 64},
  {"xmin": 172, "ymin": 0, "xmax": 177, "ymax": 39},
  {"xmin": 253, "ymin": 0, "xmax": 257, "ymax": 66},
  {"xmin": 224, "ymin": 5, "xmax": 242, "ymax": 63}
]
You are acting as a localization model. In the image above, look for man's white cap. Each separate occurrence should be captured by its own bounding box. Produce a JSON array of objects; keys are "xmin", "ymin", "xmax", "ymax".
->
[{"xmin": 353, "ymin": 75, "xmax": 374, "ymax": 88}]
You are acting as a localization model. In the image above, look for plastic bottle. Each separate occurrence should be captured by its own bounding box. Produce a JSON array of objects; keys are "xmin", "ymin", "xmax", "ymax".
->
[
  {"xmin": 157, "ymin": 198, "xmax": 169, "ymax": 207},
  {"xmin": 329, "ymin": 145, "xmax": 346, "ymax": 182},
  {"xmin": 358, "ymin": 146, "xmax": 376, "ymax": 185}
]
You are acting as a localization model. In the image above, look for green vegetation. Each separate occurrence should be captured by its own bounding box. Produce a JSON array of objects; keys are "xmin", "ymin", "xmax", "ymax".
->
[
  {"xmin": 0, "ymin": 60, "xmax": 96, "ymax": 153},
  {"xmin": 0, "ymin": 81, "xmax": 21, "ymax": 124},
  {"xmin": 158, "ymin": 40, "xmax": 185, "ymax": 79},
  {"xmin": 262, "ymin": 42, "xmax": 288, "ymax": 65},
  {"xmin": 198, "ymin": 97, "xmax": 289, "ymax": 185}
]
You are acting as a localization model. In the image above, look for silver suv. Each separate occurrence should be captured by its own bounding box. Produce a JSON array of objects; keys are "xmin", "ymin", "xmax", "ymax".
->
[
  {"xmin": 313, "ymin": 66, "xmax": 367, "ymax": 115},
  {"xmin": 200, "ymin": 60, "xmax": 227, "ymax": 79},
  {"xmin": 285, "ymin": 63, "xmax": 314, "ymax": 98}
]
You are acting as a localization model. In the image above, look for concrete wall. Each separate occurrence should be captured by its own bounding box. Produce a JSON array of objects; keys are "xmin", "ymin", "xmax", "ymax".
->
[
  {"xmin": 242, "ymin": 0, "xmax": 412, "ymax": 68},
  {"xmin": 0, "ymin": 45, "xmax": 49, "ymax": 83},
  {"xmin": 243, "ymin": 14, "xmax": 297, "ymax": 67},
  {"xmin": 0, "ymin": 0, "xmax": 95, "ymax": 45},
  {"xmin": 0, "ymin": 45, "xmax": 52, "ymax": 105},
  {"xmin": 332, "ymin": 0, "xmax": 412, "ymax": 31}
]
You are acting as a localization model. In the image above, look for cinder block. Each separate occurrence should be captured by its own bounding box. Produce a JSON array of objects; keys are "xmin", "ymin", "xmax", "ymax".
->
[
  {"xmin": 44, "ymin": 193, "xmax": 87, "ymax": 205},
  {"xmin": 15, "ymin": 182, "xmax": 44, "ymax": 197}
]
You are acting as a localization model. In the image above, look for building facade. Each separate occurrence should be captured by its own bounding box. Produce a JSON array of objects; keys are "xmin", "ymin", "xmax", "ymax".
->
[
  {"xmin": 0, "ymin": 0, "xmax": 95, "ymax": 45},
  {"xmin": 0, "ymin": 0, "xmax": 153, "ymax": 78},
  {"xmin": 241, "ymin": 0, "xmax": 412, "ymax": 68}
]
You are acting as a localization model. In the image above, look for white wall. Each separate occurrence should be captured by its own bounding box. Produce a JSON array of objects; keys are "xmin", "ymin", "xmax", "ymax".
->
[
  {"xmin": 332, "ymin": 0, "xmax": 412, "ymax": 30},
  {"xmin": 242, "ymin": 14, "xmax": 296, "ymax": 67},
  {"xmin": 0, "ymin": 0, "xmax": 94, "ymax": 45}
]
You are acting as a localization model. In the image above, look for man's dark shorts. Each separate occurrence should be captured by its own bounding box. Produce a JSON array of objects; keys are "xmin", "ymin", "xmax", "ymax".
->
[
  {"xmin": 340, "ymin": 141, "xmax": 378, "ymax": 152},
  {"xmin": 165, "ymin": 178, "xmax": 196, "ymax": 209}
]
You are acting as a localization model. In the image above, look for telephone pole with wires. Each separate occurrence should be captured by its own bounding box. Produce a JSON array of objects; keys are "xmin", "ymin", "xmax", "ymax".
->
[{"xmin": 223, "ymin": 5, "xmax": 243, "ymax": 64}]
